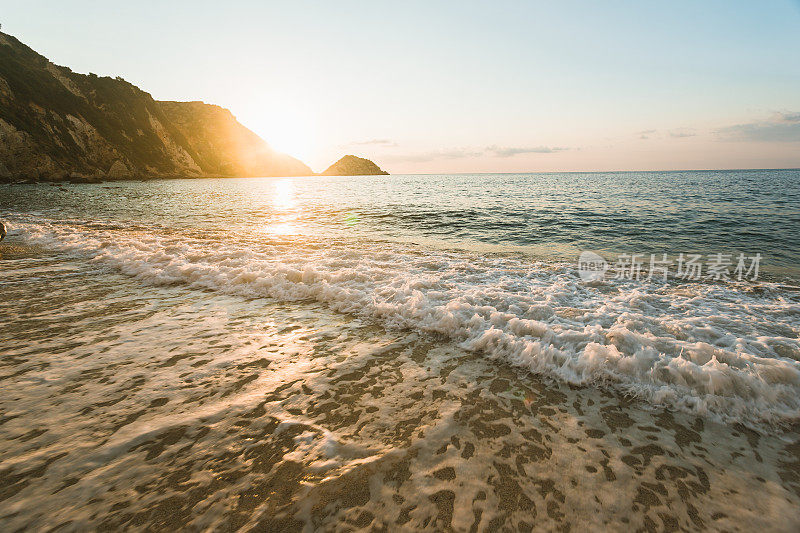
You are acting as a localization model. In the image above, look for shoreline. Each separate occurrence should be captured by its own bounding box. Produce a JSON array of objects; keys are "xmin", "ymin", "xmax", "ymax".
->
[
  {"xmin": 2, "ymin": 173, "xmax": 799, "ymax": 530},
  {"xmin": 1, "ymin": 253, "xmax": 798, "ymax": 529}
]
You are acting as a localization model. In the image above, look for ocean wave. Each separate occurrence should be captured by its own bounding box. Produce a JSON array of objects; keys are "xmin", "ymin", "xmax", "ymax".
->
[{"xmin": 12, "ymin": 219, "xmax": 800, "ymax": 427}]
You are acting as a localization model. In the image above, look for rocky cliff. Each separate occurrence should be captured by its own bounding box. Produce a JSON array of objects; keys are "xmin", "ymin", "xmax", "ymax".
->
[
  {"xmin": 321, "ymin": 155, "xmax": 389, "ymax": 176},
  {"xmin": 0, "ymin": 32, "xmax": 311, "ymax": 181},
  {"xmin": 157, "ymin": 101, "xmax": 310, "ymax": 178}
]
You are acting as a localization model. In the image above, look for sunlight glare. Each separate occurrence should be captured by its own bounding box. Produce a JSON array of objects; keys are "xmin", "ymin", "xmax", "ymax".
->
[
  {"xmin": 273, "ymin": 179, "xmax": 296, "ymax": 210},
  {"xmin": 264, "ymin": 221, "xmax": 299, "ymax": 235},
  {"xmin": 247, "ymin": 103, "xmax": 317, "ymax": 161}
]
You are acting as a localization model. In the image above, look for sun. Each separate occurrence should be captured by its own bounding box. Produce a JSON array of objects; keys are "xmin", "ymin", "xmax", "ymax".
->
[{"xmin": 247, "ymin": 104, "xmax": 317, "ymax": 162}]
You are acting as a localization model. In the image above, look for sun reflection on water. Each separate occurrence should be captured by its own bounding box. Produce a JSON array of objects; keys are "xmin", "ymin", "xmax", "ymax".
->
[
  {"xmin": 273, "ymin": 179, "xmax": 296, "ymax": 210},
  {"xmin": 265, "ymin": 221, "xmax": 300, "ymax": 235},
  {"xmin": 266, "ymin": 179, "xmax": 300, "ymax": 235}
]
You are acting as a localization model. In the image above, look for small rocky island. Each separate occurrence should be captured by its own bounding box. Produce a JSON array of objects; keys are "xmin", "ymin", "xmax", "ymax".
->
[{"xmin": 321, "ymin": 155, "xmax": 389, "ymax": 176}]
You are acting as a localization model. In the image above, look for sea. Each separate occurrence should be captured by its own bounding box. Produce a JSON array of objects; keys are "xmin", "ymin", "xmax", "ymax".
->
[{"xmin": 1, "ymin": 169, "xmax": 799, "ymax": 531}]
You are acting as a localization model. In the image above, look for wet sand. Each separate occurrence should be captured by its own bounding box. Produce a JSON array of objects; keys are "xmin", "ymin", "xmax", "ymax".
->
[{"xmin": 1, "ymin": 249, "xmax": 799, "ymax": 531}]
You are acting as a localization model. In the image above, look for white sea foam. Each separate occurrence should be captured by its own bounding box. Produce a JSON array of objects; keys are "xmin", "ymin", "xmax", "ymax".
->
[{"xmin": 12, "ymin": 219, "xmax": 800, "ymax": 426}]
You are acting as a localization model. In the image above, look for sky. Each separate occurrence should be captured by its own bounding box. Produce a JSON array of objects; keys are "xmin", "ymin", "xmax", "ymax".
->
[{"xmin": 3, "ymin": 1, "xmax": 800, "ymax": 173}]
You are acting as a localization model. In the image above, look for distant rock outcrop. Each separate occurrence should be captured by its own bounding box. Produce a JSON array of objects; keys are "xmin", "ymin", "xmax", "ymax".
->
[
  {"xmin": 321, "ymin": 155, "xmax": 389, "ymax": 176},
  {"xmin": 0, "ymin": 31, "xmax": 312, "ymax": 181}
]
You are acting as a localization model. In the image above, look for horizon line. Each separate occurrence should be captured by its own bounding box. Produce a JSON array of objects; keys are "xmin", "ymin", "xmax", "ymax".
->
[{"xmin": 342, "ymin": 167, "xmax": 800, "ymax": 177}]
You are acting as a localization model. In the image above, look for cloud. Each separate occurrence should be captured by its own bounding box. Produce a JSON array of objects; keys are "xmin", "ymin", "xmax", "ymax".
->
[
  {"xmin": 389, "ymin": 148, "xmax": 484, "ymax": 163},
  {"xmin": 669, "ymin": 129, "xmax": 696, "ymax": 138},
  {"xmin": 637, "ymin": 128, "xmax": 696, "ymax": 140},
  {"xmin": 716, "ymin": 112, "xmax": 800, "ymax": 142},
  {"xmin": 487, "ymin": 145, "xmax": 567, "ymax": 157},
  {"xmin": 343, "ymin": 139, "xmax": 398, "ymax": 147},
  {"xmin": 386, "ymin": 145, "xmax": 568, "ymax": 163},
  {"xmin": 339, "ymin": 139, "xmax": 398, "ymax": 148}
]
